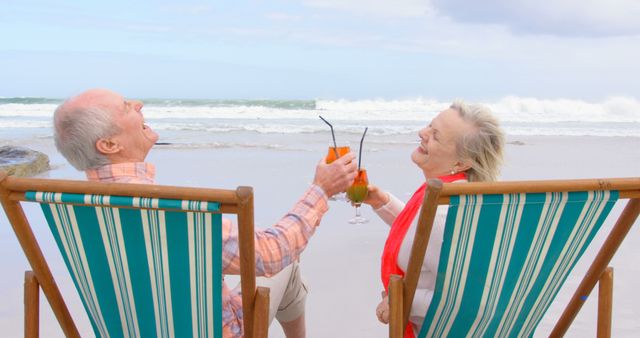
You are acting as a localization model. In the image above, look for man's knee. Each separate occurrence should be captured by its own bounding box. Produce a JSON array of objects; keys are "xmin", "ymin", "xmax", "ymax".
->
[{"xmin": 275, "ymin": 262, "xmax": 308, "ymax": 323}]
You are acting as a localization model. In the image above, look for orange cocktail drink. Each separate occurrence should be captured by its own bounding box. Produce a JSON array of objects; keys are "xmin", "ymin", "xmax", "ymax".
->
[
  {"xmin": 347, "ymin": 169, "xmax": 369, "ymax": 224},
  {"xmin": 326, "ymin": 146, "xmax": 350, "ymax": 201},
  {"xmin": 347, "ymin": 169, "xmax": 368, "ymax": 205},
  {"xmin": 326, "ymin": 146, "xmax": 351, "ymax": 164}
]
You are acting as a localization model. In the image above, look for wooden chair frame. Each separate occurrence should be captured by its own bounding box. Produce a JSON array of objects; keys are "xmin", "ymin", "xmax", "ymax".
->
[
  {"xmin": 388, "ymin": 177, "xmax": 640, "ymax": 338},
  {"xmin": 0, "ymin": 172, "xmax": 270, "ymax": 338}
]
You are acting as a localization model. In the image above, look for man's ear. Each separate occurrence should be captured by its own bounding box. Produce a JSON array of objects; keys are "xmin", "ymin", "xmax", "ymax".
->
[{"xmin": 95, "ymin": 138, "xmax": 121, "ymax": 155}]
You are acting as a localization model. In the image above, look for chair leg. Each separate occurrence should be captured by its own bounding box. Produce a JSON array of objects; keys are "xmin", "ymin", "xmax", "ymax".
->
[
  {"xmin": 252, "ymin": 286, "xmax": 270, "ymax": 338},
  {"xmin": 597, "ymin": 267, "xmax": 613, "ymax": 338},
  {"xmin": 24, "ymin": 271, "xmax": 40, "ymax": 338},
  {"xmin": 389, "ymin": 275, "xmax": 404, "ymax": 338}
]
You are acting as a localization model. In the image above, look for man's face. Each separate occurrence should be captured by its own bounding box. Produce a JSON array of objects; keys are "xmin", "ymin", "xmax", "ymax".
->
[
  {"xmin": 107, "ymin": 93, "xmax": 159, "ymax": 162},
  {"xmin": 69, "ymin": 89, "xmax": 159, "ymax": 162}
]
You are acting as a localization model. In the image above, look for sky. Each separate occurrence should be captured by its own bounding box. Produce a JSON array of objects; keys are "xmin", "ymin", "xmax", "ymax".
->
[{"xmin": 1, "ymin": 0, "xmax": 639, "ymax": 100}]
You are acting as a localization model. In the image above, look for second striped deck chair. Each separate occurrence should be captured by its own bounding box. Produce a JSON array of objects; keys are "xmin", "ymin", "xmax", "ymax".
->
[
  {"xmin": 388, "ymin": 177, "xmax": 640, "ymax": 338},
  {"xmin": 0, "ymin": 173, "xmax": 270, "ymax": 338}
]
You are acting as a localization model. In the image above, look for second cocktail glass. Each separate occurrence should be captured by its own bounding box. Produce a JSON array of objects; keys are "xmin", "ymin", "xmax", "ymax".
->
[{"xmin": 347, "ymin": 169, "xmax": 369, "ymax": 224}]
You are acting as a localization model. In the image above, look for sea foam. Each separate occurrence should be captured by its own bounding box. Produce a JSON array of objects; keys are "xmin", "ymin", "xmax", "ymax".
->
[{"xmin": 0, "ymin": 96, "xmax": 638, "ymax": 137}]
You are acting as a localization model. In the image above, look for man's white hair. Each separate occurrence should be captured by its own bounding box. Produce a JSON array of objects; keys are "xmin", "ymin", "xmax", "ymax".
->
[{"xmin": 53, "ymin": 103, "xmax": 121, "ymax": 170}]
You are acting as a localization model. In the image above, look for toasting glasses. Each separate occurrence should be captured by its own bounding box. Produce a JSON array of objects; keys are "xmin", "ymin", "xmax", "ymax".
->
[{"xmin": 319, "ymin": 116, "xmax": 370, "ymax": 223}]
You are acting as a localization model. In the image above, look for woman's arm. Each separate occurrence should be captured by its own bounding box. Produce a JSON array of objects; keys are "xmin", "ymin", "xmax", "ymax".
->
[
  {"xmin": 373, "ymin": 192, "xmax": 405, "ymax": 226},
  {"xmin": 363, "ymin": 184, "xmax": 406, "ymax": 226}
]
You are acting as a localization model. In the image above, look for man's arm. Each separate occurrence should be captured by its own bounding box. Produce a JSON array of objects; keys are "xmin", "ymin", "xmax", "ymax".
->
[
  {"xmin": 222, "ymin": 184, "xmax": 327, "ymax": 276},
  {"xmin": 222, "ymin": 153, "xmax": 357, "ymax": 276}
]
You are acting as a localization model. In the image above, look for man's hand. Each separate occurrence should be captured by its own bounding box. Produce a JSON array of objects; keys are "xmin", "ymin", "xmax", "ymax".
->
[
  {"xmin": 363, "ymin": 184, "xmax": 390, "ymax": 209},
  {"xmin": 313, "ymin": 152, "xmax": 358, "ymax": 197}
]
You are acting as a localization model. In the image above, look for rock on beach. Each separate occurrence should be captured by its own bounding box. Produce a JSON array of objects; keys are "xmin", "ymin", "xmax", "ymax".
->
[{"xmin": 0, "ymin": 146, "xmax": 50, "ymax": 177}]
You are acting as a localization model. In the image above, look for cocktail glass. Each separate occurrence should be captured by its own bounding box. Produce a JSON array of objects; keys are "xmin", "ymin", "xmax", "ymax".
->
[
  {"xmin": 326, "ymin": 146, "xmax": 350, "ymax": 201},
  {"xmin": 326, "ymin": 146, "xmax": 350, "ymax": 164},
  {"xmin": 347, "ymin": 169, "xmax": 369, "ymax": 224}
]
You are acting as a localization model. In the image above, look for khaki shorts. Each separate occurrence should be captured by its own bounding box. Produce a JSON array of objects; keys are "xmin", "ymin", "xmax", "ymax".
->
[{"xmin": 256, "ymin": 261, "xmax": 308, "ymax": 323}]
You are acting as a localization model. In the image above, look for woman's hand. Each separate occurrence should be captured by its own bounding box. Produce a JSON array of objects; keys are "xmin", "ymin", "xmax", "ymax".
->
[
  {"xmin": 363, "ymin": 184, "xmax": 390, "ymax": 209},
  {"xmin": 376, "ymin": 294, "xmax": 390, "ymax": 324}
]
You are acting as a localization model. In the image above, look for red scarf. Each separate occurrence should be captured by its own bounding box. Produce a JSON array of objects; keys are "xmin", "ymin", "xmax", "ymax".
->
[{"xmin": 380, "ymin": 172, "xmax": 466, "ymax": 338}]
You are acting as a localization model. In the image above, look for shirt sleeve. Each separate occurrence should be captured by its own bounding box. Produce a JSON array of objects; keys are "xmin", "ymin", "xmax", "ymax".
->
[
  {"xmin": 222, "ymin": 184, "xmax": 328, "ymax": 277},
  {"xmin": 373, "ymin": 192, "xmax": 405, "ymax": 226},
  {"xmin": 409, "ymin": 288, "xmax": 434, "ymax": 326}
]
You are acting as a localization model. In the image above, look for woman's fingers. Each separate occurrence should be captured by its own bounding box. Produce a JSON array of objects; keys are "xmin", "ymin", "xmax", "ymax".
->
[{"xmin": 375, "ymin": 298, "xmax": 390, "ymax": 324}]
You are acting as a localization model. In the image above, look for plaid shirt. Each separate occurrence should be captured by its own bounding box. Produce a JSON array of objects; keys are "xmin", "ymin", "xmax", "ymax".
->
[
  {"xmin": 86, "ymin": 162, "xmax": 328, "ymax": 337},
  {"xmin": 86, "ymin": 162, "xmax": 156, "ymax": 184}
]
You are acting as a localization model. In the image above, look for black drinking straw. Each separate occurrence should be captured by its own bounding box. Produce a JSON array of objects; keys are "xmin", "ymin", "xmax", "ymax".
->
[
  {"xmin": 319, "ymin": 115, "xmax": 339, "ymax": 158},
  {"xmin": 358, "ymin": 127, "xmax": 368, "ymax": 170}
]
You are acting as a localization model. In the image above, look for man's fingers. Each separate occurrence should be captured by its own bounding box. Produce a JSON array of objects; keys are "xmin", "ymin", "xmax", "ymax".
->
[
  {"xmin": 336, "ymin": 152, "xmax": 356, "ymax": 164},
  {"xmin": 315, "ymin": 151, "xmax": 361, "ymax": 196},
  {"xmin": 347, "ymin": 159, "xmax": 358, "ymax": 171}
]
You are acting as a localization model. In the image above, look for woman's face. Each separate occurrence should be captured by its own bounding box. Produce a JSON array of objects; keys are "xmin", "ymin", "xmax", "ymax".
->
[{"xmin": 411, "ymin": 108, "xmax": 474, "ymax": 179}]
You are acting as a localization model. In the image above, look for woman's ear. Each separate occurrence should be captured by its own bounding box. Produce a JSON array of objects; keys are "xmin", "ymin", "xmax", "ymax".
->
[
  {"xmin": 453, "ymin": 159, "xmax": 472, "ymax": 173},
  {"xmin": 95, "ymin": 138, "xmax": 121, "ymax": 155}
]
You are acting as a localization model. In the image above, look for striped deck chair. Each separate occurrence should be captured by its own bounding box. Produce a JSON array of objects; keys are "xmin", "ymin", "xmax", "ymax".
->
[
  {"xmin": 388, "ymin": 177, "xmax": 640, "ymax": 338},
  {"xmin": 0, "ymin": 172, "xmax": 270, "ymax": 338}
]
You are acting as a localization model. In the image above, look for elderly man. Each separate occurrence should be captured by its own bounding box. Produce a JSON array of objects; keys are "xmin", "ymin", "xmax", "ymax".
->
[{"xmin": 53, "ymin": 89, "xmax": 357, "ymax": 338}]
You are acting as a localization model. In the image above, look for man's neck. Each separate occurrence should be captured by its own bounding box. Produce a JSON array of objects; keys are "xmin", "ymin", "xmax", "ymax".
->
[{"xmin": 85, "ymin": 162, "xmax": 156, "ymax": 184}]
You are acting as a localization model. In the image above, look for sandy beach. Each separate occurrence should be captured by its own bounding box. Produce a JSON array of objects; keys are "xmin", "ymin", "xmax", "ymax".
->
[{"xmin": 1, "ymin": 134, "xmax": 639, "ymax": 337}]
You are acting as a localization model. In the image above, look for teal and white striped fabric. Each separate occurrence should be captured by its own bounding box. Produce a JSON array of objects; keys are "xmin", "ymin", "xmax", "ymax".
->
[
  {"xmin": 418, "ymin": 190, "xmax": 618, "ymax": 338},
  {"xmin": 26, "ymin": 191, "xmax": 223, "ymax": 338}
]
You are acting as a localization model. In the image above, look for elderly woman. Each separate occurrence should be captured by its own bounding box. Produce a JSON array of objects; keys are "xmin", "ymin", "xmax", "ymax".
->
[{"xmin": 365, "ymin": 100, "xmax": 505, "ymax": 337}]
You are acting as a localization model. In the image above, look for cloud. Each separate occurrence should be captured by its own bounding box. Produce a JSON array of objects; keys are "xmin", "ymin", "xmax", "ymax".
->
[
  {"xmin": 264, "ymin": 12, "xmax": 303, "ymax": 22},
  {"xmin": 302, "ymin": 0, "xmax": 434, "ymax": 18},
  {"xmin": 430, "ymin": 0, "xmax": 640, "ymax": 37},
  {"xmin": 300, "ymin": 0, "xmax": 640, "ymax": 37},
  {"xmin": 159, "ymin": 3, "xmax": 214, "ymax": 15}
]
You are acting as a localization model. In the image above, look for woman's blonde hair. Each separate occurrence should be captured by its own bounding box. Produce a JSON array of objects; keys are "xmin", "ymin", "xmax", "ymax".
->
[{"xmin": 450, "ymin": 99, "xmax": 505, "ymax": 182}]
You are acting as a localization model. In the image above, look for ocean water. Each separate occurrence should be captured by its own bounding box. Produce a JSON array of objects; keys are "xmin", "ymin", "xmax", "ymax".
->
[{"xmin": 0, "ymin": 96, "xmax": 638, "ymax": 150}]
